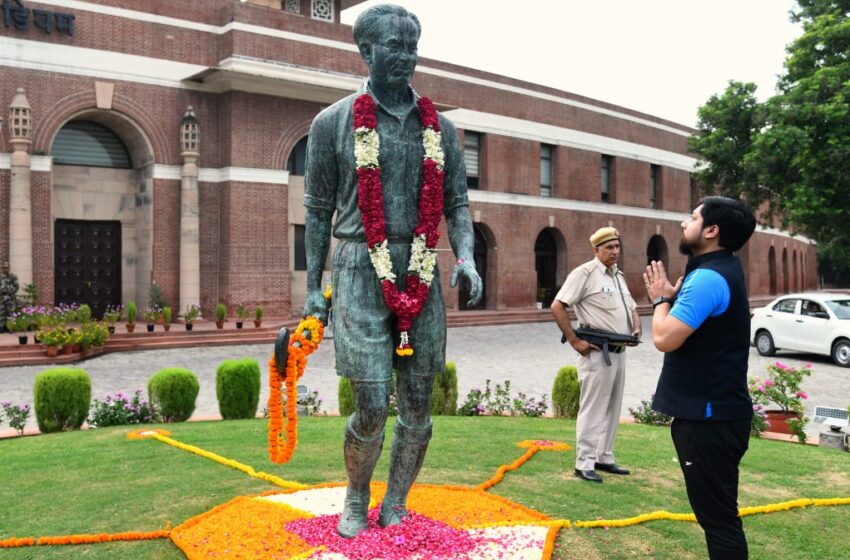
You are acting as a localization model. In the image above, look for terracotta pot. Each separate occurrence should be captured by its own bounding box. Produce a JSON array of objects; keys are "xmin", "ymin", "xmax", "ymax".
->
[
  {"xmin": 215, "ymin": 320, "xmax": 224, "ymax": 329},
  {"xmin": 764, "ymin": 410, "xmax": 802, "ymax": 435},
  {"xmin": 126, "ymin": 323, "xmax": 135, "ymax": 333},
  {"xmin": 254, "ymin": 320, "xmax": 262, "ymax": 328},
  {"xmin": 63, "ymin": 344, "xmax": 74, "ymax": 355},
  {"xmin": 163, "ymin": 324, "xmax": 171, "ymax": 332},
  {"xmin": 45, "ymin": 345, "xmax": 60, "ymax": 357}
]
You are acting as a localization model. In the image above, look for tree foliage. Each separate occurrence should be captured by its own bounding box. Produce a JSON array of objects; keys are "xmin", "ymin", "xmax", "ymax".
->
[{"xmin": 690, "ymin": 1, "xmax": 850, "ymax": 267}]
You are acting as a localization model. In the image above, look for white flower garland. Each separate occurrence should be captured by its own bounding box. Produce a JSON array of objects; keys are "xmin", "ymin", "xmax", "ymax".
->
[{"xmin": 354, "ymin": 113, "xmax": 442, "ymax": 288}]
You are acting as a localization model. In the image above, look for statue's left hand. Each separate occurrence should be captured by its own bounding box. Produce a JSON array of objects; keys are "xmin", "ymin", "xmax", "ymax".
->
[{"xmin": 450, "ymin": 260, "xmax": 483, "ymax": 307}]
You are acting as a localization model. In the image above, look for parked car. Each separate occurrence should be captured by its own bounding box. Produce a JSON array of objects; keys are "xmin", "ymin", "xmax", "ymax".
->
[{"xmin": 751, "ymin": 292, "xmax": 850, "ymax": 367}]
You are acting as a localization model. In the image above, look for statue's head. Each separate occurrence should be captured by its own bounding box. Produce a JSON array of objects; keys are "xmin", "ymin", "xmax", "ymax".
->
[{"xmin": 353, "ymin": 4, "xmax": 421, "ymax": 92}]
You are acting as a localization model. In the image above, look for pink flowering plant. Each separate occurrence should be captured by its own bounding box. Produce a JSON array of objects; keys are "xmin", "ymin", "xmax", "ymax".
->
[{"xmin": 748, "ymin": 361, "xmax": 811, "ymax": 442}]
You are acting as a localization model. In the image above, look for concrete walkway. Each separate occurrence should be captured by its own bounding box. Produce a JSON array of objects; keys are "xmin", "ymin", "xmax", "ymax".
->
[{"xmin": 1, "ymin": 316, "xmax": 847, "ymax": 442}]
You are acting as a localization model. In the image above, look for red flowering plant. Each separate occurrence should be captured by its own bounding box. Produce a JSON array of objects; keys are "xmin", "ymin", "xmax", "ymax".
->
[{"xmin": 749, "ymin": 361, "xmax": 811, "ymax": 442}]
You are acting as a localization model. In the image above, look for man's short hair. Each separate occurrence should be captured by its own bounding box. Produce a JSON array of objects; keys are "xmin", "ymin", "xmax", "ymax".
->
[
  {"xmin": 352, "ymin": 4, "xmax": 421, "ymax": 49},
  {"xmin": 699, "ymin": 196, "xmax": 756, "ymax": 252}
]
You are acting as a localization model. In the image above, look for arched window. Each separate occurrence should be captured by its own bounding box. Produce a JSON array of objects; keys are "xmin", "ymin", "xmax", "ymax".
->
[
  {"xmin": 646, "ymin": 235, "xmax": 669, "ymax": 268},
  {"xmin": 769, "ymin": 247, "xmax": 777, "ymax": 295},
  {"xmin": 535, "ymin": 229, "xmax": 557, "ymax": 307},
  {"xmin": 460, "ymin": 225, "xmax": 488, "ymax": 310},
  {"xmin": 53, "ymin": 121, "xmax": 131, "ymax": 168},
  {"xmin": 287, "ymin": 136, "xmax": 308, "ymax": 176}
]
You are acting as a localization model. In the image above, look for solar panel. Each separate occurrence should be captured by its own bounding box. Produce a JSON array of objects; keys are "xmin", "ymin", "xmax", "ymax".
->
[{"xmin": 813, "ymin": 406, "xmax": 849, "ymax": 429}]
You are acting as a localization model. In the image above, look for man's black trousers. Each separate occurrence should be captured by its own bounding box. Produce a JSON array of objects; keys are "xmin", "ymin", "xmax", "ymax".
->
[{"xmin": 671, "ymin": 417, "xmax": 751, "ymax": 560}]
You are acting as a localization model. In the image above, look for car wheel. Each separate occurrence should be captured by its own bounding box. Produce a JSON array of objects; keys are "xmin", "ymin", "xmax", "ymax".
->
[
  {"xmin": 831, "ymin": 339, "xmax": 850, "ymax": 368},
  {"xmin": 755, "ymin": 330, "xmax": 775, "ymax": 356}
]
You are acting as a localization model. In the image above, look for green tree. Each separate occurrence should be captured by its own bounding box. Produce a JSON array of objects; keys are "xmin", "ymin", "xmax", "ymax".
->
[
  {"xmin": 691, "ymin": 1, "xmax": 850, "ymax": 269},
  {"xmin": 689, "ymin": 81, "xmax": 766, "ymax": 202}
]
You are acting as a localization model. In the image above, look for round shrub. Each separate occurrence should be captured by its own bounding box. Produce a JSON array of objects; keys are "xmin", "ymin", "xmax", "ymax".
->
[
  {"xmin": 216, "ymin": 358, "xmax": 260, "ymax": 419},
  {"xmin": 34, "ymin": 367, "xmax": 91, "ymax": 433},
  {"xmin": 338, "ymin": 377, "xmax": 355, "ymax": 416},
  {"xmin": 552, "ymin": 365, "xmax": 580, "ymax": 418},
  {"xmin": 431, "ymin": 361, "xmax": 458, "ymax": 416},
  {"xmin": 148, "ymin": 368, "xmax": 199, "ymax": 422}
]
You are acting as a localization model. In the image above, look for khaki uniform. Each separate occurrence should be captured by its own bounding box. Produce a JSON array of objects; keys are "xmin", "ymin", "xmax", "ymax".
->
[{"xmin": 555, "ymin": 257, "xmax": 636, "ymax": 470}]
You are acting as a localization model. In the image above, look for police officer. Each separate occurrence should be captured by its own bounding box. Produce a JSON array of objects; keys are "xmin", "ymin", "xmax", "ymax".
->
[{"xmin": 551, "ymin": 227, "xmax": 640, "ymax": 483}]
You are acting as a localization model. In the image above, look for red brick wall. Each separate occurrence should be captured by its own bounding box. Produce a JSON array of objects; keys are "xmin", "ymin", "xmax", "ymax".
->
[
  {"xmin": 199, "ymin": 182, "xmax": 221, "ymax": 316},
  {"xmin": 218, "ymin": 182, "xmax": 290, "ymax": 316},
  {"xmin": 152, "ymin": 179, "xmax": 181, "ymax": 307},
  {"xmin": 30, "ymin": 170, "xmax": 53, "ymax": 304}
]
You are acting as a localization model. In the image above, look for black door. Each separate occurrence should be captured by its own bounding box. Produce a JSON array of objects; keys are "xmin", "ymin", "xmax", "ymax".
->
[
  {"xmin": 535, "ymin": 230, "xmax": 557, "ymax": 308},
  {"xmin": 55, "ymin": 219, "xmax": 121, "ymax": 318}
]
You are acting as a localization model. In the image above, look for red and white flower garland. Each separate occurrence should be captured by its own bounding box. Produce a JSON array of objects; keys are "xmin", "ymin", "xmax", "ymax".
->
[{"xmin": 353, "ymin": 93, "xmax": 444, "ymax": 356}]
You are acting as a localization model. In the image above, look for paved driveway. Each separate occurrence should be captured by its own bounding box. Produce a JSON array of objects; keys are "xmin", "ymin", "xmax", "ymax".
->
[{"xmin": 1, "ymin": 317, "xmax": 847, "ymax": 441}]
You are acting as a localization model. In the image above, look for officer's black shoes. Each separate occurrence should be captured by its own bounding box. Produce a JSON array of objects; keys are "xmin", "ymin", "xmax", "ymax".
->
[
  {"xmin": 594, "ymin": 462, "xmax": 630, "ymax": 475},
  {"xmin": 574, "ymin": 469, "xmax": 603, "ymax": 483}
]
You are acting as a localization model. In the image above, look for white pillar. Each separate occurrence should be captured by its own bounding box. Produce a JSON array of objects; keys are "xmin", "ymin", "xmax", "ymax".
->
[
  {"xmin": 8, "ymin": 89, "xmax": 33, "ymax": 288},
  {"xmin": 179, "ymin": 107, "xmax": 200, "ymax": 315}
]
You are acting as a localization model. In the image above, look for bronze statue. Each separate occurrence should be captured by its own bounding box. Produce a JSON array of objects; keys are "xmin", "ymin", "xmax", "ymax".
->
[{"xmin": 302, "ymin": 3, "xmax": 482, "ymax": 538}]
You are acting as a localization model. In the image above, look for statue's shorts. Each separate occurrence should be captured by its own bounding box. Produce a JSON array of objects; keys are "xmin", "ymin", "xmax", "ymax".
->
[{"xmin": 331, "ymin": 239, "xmax": 446, "ymax": 381}]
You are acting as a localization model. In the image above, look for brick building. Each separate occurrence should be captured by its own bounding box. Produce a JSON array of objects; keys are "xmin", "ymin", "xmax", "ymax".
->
[{"xmin": 0, "ymin": 0, "xmax": 815, "ymax": 318}]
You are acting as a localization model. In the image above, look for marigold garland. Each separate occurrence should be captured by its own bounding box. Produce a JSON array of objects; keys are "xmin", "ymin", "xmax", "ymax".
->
[
  {"xmin": 135, "ymin": 432, "xmax": 307, "ymax": 490},
  {"xmin": 268, "ymin": 316, "xmax": 324, "ymax": 464},
  {"xmin": 353, "ymin": 93, "xmax": 444, "ymax": 357},
  {"xmin": 477, "ymin": 441, "xmax": 571, "ymax": 491}
]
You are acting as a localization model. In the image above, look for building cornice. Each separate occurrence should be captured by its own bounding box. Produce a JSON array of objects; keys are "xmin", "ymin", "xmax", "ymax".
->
[
  {"xmin": 446, "ymin": 109, "xmax": 696, "ymax": 172},
  {"xmin": 20, "ymin": 0, "xmax": 692, "ymax": 137},
  {"xmin": 467, "ymin": 190, "xmax": 813, "ymax": 244}
]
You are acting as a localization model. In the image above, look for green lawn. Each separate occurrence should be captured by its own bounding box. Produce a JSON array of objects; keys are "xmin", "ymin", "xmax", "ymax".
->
[{"xmin": 1, "ymin": 416, "xmax": 848, "ymax": 559}]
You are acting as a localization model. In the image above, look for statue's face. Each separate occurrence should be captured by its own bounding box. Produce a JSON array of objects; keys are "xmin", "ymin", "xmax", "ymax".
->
[{"xmin": 363, "ymin": 15, "xmax": 419, "ymax": 91}]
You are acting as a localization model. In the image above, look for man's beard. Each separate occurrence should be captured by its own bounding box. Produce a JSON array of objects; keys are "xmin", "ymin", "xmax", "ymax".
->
[{"xmin": 679, "ymin": 237, "xmax": 693, "ymax": 256}]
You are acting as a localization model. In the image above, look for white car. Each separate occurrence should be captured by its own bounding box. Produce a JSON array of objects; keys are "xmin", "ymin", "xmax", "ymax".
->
[{"xmin": 751, "ymin": 292, "xmax": 850, "ymax": 367}]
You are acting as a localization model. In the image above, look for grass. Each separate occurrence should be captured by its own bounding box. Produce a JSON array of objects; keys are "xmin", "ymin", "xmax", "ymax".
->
[{"xmin": 1, "ymin": 416, "xmax": 849, "ymax": 559}]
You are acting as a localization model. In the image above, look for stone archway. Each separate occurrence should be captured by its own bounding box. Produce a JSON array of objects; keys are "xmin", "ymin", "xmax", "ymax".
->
[
  {"xmin": 459, "ymin": 224, "xmax": 492, "ymax": 311},
  {"xmin": 646, "ymin": 234, "xmax": 669, "ymax": 267},
  {"xmin": 782, "ymin": 248, "xmax": 789, "ymax": 294},
  {"xmin": 534, "ymin": 227, "xmax": 567, "ymax": 308},
  {"xmin": 49, "ymin": 110, "xmax": 156, "ymax": 311},
  {"xmin": 769, "ymin": 246, "xmax": 777, "ymax": 295}
]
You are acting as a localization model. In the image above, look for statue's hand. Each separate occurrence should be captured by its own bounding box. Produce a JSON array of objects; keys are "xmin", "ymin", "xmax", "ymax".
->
[
  {"xmin": 449, "ymin": 260, "xmax": 483, "ymax": 307},
  {"xmin": 303, "ymin": 290, "xmax": 329, "ymax": 324}
]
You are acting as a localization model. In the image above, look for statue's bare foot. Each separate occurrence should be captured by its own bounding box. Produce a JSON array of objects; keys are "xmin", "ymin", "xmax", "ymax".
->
[
  {"xmin": 337, "ymin": 494, "xmax": 368, "ymax": 538},
  {"xmin": 378, "ymin": 502, "xmax": 408, "ymax": 527}
]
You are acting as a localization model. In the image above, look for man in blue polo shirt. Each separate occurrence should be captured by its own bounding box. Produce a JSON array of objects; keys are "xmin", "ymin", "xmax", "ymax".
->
[{"xmin": 644, "ymin": 196, "xmax": 756, "ymax": 560}]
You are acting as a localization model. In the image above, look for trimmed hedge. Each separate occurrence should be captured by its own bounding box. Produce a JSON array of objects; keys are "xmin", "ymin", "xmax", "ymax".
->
[
  {"xmin": 552, "ymin": 365, "xmax": 580, "ymax": 418},
  {"xmin": 148, "ymin": 368, "xmax": 199, "ymax": 422},
  {"xmin": 431, "ymin": 361, "xmax": 458, "ymax": 415},
  {"xmin": 34, "ymin": 367, "xmax": 91, "ymax": 433},
  {"xmin": 338, "ymin": 377, "xmax": 355, "ymax": 416},
  {"xmin": 216, "ymin": 358, "xmax": 260, "ymax": 419}
]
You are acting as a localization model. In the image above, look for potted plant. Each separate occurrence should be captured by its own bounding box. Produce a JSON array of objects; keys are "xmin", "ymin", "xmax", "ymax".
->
[
  {"xmin": 254, "ymin": 305, "xmax": 263, "ymax": 328},
  {"xmin": 162, "ymin": 306, "xmax": 172, "ymax": 332},
  {"xmin": 749, "ymin": 361, "xmax": 812, "ymax": 443},
  {"xmin": 235, "ymin": 305, "xmax": 247, "ymax": 329},
  {"xmin": 67, "ymin": 327, "xmax": 82, "ymax": 353},
  {"xmin": 143, "ymin": 306, "xmax": 161, "ymax": 332},
  {"xmin": 125, "ymin": 301, "xmax": 137, "ymax": 333},
  {"xmin": 215, "ymin": 302, "xmax": 226, "ymax": 329},
  {"xmin": 102, "ymin": 304, "xmax": 122, "ymax": 334},
  {"xmin": 5, "ymin": 313, "xmax": 29, "ymax": 344},
  {"xmin": 37, "ymin": 325, "xmax": 67, "ymax": 357},
  {"xmin": 183, "ymin": 304, "xmax": 200, "ymax": 331}
]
